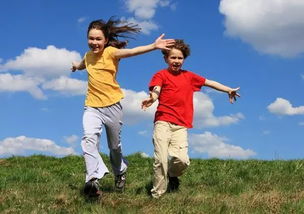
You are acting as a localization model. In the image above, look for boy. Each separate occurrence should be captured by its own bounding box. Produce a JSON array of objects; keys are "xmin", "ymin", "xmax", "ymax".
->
[{"xmin": 141, "ymin": 40, "xmax": 240, "ymax": 199}]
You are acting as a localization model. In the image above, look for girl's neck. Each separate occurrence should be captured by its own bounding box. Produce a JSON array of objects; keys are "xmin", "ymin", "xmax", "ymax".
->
[{"xmin": 92, "ymin": 50, "xmax": 104, "ymax": 57}]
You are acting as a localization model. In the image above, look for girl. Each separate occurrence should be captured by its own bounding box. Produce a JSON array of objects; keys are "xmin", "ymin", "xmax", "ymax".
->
[{"xmin": 72, "ymin": 17, "xmax": 175, "ymax": 197}]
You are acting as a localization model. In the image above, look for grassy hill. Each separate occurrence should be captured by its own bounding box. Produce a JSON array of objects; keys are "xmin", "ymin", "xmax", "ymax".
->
[{"xmin": 1, "ymin": 154, "xmax": 304, "ymax": 213}]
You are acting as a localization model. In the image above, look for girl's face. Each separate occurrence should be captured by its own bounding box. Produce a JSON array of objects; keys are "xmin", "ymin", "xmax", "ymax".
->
[
  {"xmin": 165, "ymin": 48, "xmax": 184, "ymax": 73},
  {"xmin": 87, "ymin": 28, "xmax": 108, "ymax": 54}
]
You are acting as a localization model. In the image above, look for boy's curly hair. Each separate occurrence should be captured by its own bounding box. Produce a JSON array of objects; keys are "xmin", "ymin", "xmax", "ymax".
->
[
  {"xmin": 87, "ymin": 17, "xmax": 141, "ymax": 49},
  {"xmin": 161, "ymin": 39, "xmax": 190, "ymax": 58}
]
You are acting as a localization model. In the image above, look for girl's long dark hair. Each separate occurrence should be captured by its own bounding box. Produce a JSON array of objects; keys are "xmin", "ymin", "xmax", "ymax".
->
[{"xmin": 87, "ymin": 17, "xmax": 141, "ymax": 49}]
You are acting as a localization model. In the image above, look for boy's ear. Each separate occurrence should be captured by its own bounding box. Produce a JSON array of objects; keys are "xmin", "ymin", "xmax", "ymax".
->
[{"xmin": 163, "ymin": 56, "xmax": 168, "ymax": 63}]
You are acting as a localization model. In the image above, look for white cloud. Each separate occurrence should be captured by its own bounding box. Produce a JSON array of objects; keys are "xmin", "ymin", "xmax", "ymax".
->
[
  {"xmin": 299, "ymin": 122, "xmax": 304, "ymax": 126},
  {"xmin": 189, "ymin": 132, "xmax": 256, "ymax": 159},
  {"xmin": 120, "ymin": 90, "xmax": 243, "ymax": 127},
  {"xmin": 262, "ymin": 130, "xmax": 271, "ymax": 135},
  {"xmin": 267, "ymin": 98, "xmax": 304, "ymax": 115},
  {"xmin": 0, "ymin": 45, "xmax": 81, "ymax": 78},
  {"xmin": 138, "ymin": 130, "xmax": 148, "ymax": 136},
  {"xmin": 123, "ymin": 0, "xmax": 173, "ymax": 34},
  {"xmin": 258, "ymin": 116, "xmax": 266, "ymax": 121},
  {"xmin": 63, "ymin": 135, "xmax": 79, "ymax": 146},
  {"xmin": 140, "ymin": 152, "xmax": 150, "ymax": 158},
  {"xmin": 125, "ymin": 17, "xmax": 158, "ymax": 35},
  {"xmin": 301, "ymin": 74, "xmax": 304, "ymax": 80},
  {"xmin": 121, "ymin": 88, "xmax": 157, "ymax": 124},
  {"xmin": 0, "ymin": 136, "xmax": 76, "ymax": 157},
  {"xmin": 0, "ymin": 46, "xmax": 84, "ymax": 99},
  {"xmin": 125, "ymin": 0, "xmax": 171, "ymax": 20},
  {"xmin": 0, "ymin": 73, "xmax": 46, "ymax": 99},
  {"xmin": 64, "ymin": 135, "xmax": 79, "ymax": 144},
  {"xmin": 219, "ymin": 0, "xmax": 304, "ymax": 57},
  {"xmin": 193, "ymin": 92, "xmax": 244, "ymax": 128},
  {"xmin": 77, "ymin": 17, "xmax": 87, "ymax": 23},
  {"xmin": 42, "ymin": 76, "xmax": 87, "ymax": 96}
]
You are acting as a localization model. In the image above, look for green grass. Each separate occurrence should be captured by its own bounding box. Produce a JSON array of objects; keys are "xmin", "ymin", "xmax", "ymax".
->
[{"xmin": 1, "ymin": 154, "xmax": 304, "ymax": 213}]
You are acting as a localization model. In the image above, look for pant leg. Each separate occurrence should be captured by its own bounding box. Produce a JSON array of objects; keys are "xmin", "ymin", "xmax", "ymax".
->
[
  {"xmin": 151, "ymin": 121, "xmax": 171, "ymax": 198},
  {"xmin": 168, "ymin": 124, "xmax": 190, "ymax": 177},
  {"xmin": 104, "ymin": 102, "xmax": 128, "ymax": 176},
  {"xmin": 81, "ymin": 106, "xmax": 109, "ymax": 182}
]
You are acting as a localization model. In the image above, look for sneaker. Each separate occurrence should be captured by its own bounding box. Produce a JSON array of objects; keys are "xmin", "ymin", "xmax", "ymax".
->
[
  {"xmin": 115, "ymin": 173, "xmax": 126, "ymax": 191},
  {"xmin": 84, "ymin": 178, "xmax": 102, "ymax": 197},
  {"xmin": 168, "ymin": 176, "xmax": 179, "ymax": 192}
]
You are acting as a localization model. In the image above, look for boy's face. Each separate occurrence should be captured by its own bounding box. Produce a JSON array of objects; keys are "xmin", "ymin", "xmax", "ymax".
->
[
  {"xmin": 165, "ymin": 48, "xmax": 184, "ymax": 73},
  {"xmin": 87, "ymin": 28, "xmax": 108, "ymax": 54}
]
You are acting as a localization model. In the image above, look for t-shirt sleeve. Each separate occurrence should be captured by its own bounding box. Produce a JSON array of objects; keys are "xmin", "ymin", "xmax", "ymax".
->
[
  {"xmin": 149, "ymin": 72, "xmax": 163, "ymax": 91},
  {"xmin": 191, "ymin": 72, "xmax": 206, "ymax": 91},
  {"xmin": 105, "ymin": 46, "xmax": 118, "ymax": 61}
]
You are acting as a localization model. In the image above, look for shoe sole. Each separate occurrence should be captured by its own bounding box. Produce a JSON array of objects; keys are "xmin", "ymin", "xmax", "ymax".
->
[{"xmin": 84, "ymin": 182, "xmax": 101, "ymax": 197}]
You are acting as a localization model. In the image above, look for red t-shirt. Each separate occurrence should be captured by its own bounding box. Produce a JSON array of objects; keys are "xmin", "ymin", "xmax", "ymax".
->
[{"xmin": 149, "ymin": 69, "xmax": 206, "ymax": 128}]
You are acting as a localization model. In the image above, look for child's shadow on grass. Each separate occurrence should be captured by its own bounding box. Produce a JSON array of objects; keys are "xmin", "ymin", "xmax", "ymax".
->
[{"xmin": 144, "ymin": 181, "xmax": 153, "ymax": 196}]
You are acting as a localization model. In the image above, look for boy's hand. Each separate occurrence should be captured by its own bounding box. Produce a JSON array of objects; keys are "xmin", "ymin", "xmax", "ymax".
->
[
  {"xmin": 154, "ymin": 34, "xmax": 175, "ymax": 50},
  {"xmin": 141, "ymin": 98, "xmax": 155, "ymax": 110},
  {"xmin": 228, "ymin": 87, "xmax": 240, "ymax": 103}
]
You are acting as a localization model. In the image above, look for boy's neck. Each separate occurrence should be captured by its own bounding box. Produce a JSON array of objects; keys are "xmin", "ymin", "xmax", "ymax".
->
[{"xmin": 168, "ymin": 68, "xmax": 182, "ymax": 75}]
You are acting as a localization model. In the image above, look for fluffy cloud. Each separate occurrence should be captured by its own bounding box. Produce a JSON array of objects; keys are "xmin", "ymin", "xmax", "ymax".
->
[
  {"xmin": 267, "ymin": 98, "xmax": 304, "ymax": 115},
  {"xmin": 189, "ymin": 132, "xmax": 256, "ymax": 159},
  {"xmin": 0, "ymin": 136, "xmax": 76, "ymax": 157},
  {"xmin": 0, "ymin": 46, "xmax": 85, "ymax": 98},
  {"xmin": 125, "ymin": 0, "xmax": 170, "ymax": 19},
  {"xmin": 0, "ymin": 73, "xmax": 45, "ymax": 99},
  {"xmin": 63, "ymin": 135, "xmax": 79, "ymax": 146},
  {"xmin": 193, "ymin": 92, "xmax": 244, "ymax": 128},
  {"xmin": 0, "ymin": 45, "xmax": 81, "ymax": 78},
  {"xmin": 140, "ymin": 152, "xmax": 150, "ymax": 158},
  {"xmin": 77, "ymin": 17, "xmax": 87, "ymax": 23},
  {"xmin": 125, "ymin": 17, "xmax": 158, "ymax": 35},
  {"xmin": 42, "ymin": 76, "xmax": 87, "ymax": 96},
  {"xmin": 124, "ymin": 0, "xmax": 173, "ymax": 34},
  {"xmin": 120, "ymin": 90, "xmax": 243, "ymax": 127},
  {"xmin": 121, "ymin": 88, "xmax": 157, "ymax": 124},
  {"xmin": 219, "ymin": 0, "xmax": 304, "ymax": 57}
]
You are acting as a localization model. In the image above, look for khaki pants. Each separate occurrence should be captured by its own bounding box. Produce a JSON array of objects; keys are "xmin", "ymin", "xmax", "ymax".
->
[{"xmin": 151, "ymin": 121, "xmax": 190, "ymax": 198}]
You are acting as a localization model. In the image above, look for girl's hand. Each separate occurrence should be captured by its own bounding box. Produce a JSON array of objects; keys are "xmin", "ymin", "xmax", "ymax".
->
[
  {"xmin": 154, "ymin": 34, "xmax": 175, "ymax": 50},
  {"xmin": 71, "ymin": 61, "xmax": 79, "ymax": 72},
  {"xmin": 228, "ymin": 87, "xmax": 240, "ymax": 103},
  {"xmin": 71, "ymin": 60, "xmax": 85, "ymax": 72}
]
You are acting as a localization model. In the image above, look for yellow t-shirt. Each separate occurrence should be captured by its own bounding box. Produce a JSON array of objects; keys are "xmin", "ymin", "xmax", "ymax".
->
[{"xmin": 84, "ymin": 46, "xmax": 124, "ymax": 107}]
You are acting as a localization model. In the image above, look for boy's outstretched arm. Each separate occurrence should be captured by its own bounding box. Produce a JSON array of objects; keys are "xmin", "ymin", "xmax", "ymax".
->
[
  {"xmin": 114, "ymin": 34, "xmax": 175, "ymax": 59},
  {"xmin": 204, "ymin": 79, "xmax": 240, "ymax": 103},
  {"xmin": 71, "ymin": 58, "xmax": 86, "ymax": 72},
  {"xmin": 141, "ymin": 86, "xmax": 161, "ymax": 110}
]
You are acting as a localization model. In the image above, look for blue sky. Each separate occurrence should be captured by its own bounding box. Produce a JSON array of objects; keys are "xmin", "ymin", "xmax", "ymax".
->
[{"xmin": 1, "ymin": 0, "xmax": 304, "ymax": 160}]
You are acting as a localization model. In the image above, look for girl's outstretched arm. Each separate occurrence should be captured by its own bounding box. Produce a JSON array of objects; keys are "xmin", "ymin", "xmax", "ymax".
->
[
  {"xmin": 71, "ymin": 59, "xmax": 85, "ymax": 72},
  {"xmin": 114, "ymin": 34, "xmax": 175, "ymax": 59},
  {"xmin": 204, "ymin": 79, "xmax": 240, "ymax": 103}
]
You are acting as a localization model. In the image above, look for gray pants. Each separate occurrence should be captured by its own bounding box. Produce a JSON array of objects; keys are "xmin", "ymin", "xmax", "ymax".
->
[{"xmin": 81, "ymin": 102, "xmax": 128, "ymax": 182}]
